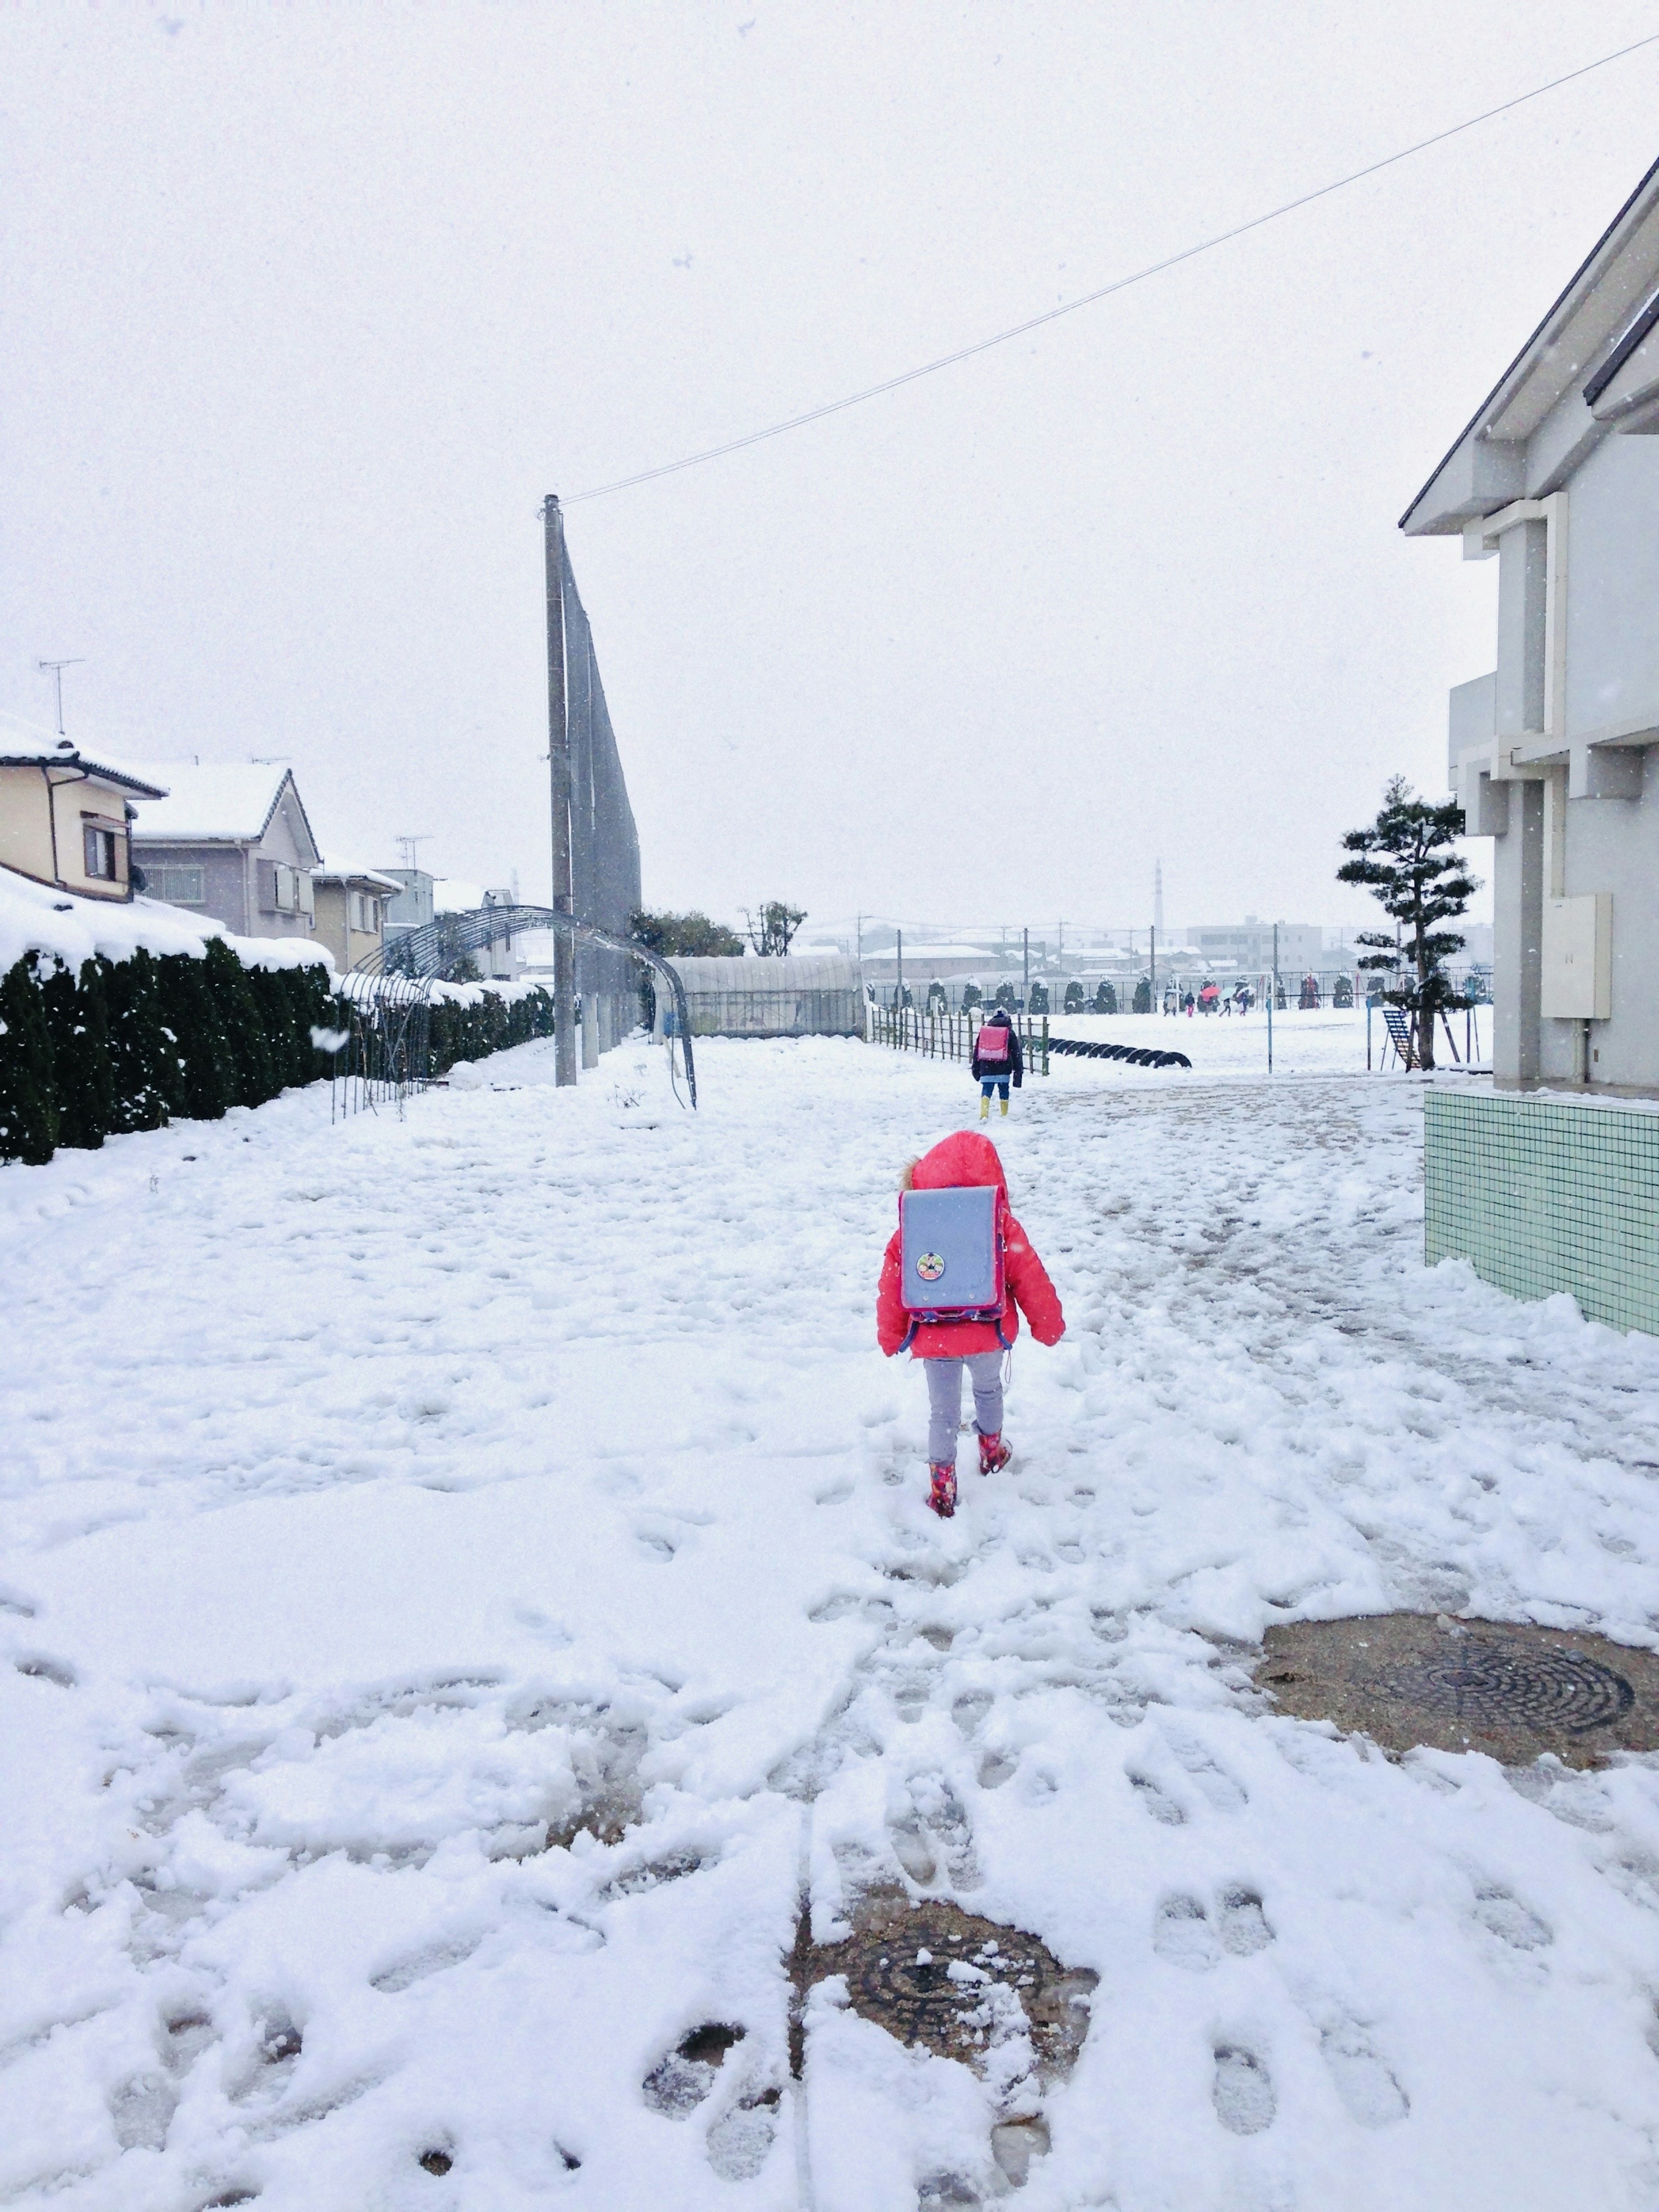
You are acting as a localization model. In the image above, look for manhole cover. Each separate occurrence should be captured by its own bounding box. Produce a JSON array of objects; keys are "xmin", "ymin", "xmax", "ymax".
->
[
  {"xmin": 791, "ymin": 1889, "xmax": 1096, "ymax": 2085},
  {"xmin": 1258, "ymin": 1614, "xmax": 1659, "ymax": 1766}
]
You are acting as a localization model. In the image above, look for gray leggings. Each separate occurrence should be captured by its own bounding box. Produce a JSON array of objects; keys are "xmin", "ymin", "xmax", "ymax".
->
[{"xmin": 924, "ymin": 1351, "xmax": 1005, "ymax": 1464}]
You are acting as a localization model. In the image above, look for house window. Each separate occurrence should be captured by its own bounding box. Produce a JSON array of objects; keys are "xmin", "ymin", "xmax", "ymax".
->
[
  {"xmin": 153, "ymin": 865, "xmax": 207, "ymax": 906},
  {"xmin": 82, "ymin": 824, "xmax": 119, "ymax": 880},
  {"xmin": 351, "ymin": 893, "xmax": 378, "ymax": 934}
]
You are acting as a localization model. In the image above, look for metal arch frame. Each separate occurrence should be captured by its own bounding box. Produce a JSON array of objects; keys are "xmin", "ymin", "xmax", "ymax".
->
[{"xmin": 353, "ymin": 903, "xmax": 697, "ymax": 1107}]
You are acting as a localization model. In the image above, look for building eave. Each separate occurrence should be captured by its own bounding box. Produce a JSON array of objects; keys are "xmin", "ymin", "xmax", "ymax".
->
[
  {"xmin": 0, "ymin": 752, "xmax": 170, "ymax": 799},
  {"xmin": 1402, "ymin": 150, "xmax": 1659, "ymax": 537}
]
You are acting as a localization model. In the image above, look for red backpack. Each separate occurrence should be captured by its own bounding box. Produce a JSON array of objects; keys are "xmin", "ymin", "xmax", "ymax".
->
[{"xmin": 976, "ymin": 1022, "xmax": 1011, "ymax": 1065}]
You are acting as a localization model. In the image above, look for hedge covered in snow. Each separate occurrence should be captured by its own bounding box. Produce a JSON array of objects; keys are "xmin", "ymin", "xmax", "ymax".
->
[
  {"xmin": 0, "ymin": 939, "xmax": 336, "ymax": 1164},
  {"xmin": 424, "ymin": 982, "xmax": 557, "ymax": 1074},
  {"xmin": 0, "ymin": 872, "xmax": 560, "ymax": 1166}
]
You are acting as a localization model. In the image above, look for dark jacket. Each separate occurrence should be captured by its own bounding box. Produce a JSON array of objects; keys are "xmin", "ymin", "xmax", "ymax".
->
[{"xmin": 970, "ymin": 1011, "xmax": 1023, "ymax": 1086}]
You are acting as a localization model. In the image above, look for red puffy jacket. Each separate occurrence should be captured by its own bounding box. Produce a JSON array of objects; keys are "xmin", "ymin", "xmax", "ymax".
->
[{"xmin": 877, "ymin": 1130, "xmax": 1065, "ymax": 1358}]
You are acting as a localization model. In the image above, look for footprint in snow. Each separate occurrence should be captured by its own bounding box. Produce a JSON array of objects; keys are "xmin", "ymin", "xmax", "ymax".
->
[
  {"xmin": 643, "ymin": 2023, "xmax": 744, "ymax": 2118},
  {"xmin": 1212, "ymin": 2042, "xmax": 1276, "ymax": 2135},
  {"xmin": 1215, "ymin": 1885, "xmax": 1274, "ymax": 1955},
  {"xmin": 1126, "ymin": 1771, "xmax": 1187, "ymax": 1826},
  {"xmin": 951, "ymin": 1689, "xmax": 994, "ymax": 1736},
  {"xmin": 1473, "ymin": 1885, "xmax": 1552, "ymax": 1951},
  {"xmin": 706, "ymin": 2086, "xmax": 782, "ymax": 2180},
  {"xmin": 1153, "ymin": 1894, "xmax": 1222, "ymax": 1971},
  {"xmin": 889, "ymin": 1773, "xmax": 982, "ymax": 1890},
  {"xmin": 372, "ymin": 1939, "xmax": 480, "ymax": 1993},
  {"xmin": 1319, "ymin": 2017, "xmax": 1409, "ymax": 2125},
  {"xmin": 111, "ymin": 2072, "xmax": 176, "ymax": 2151},
  {"xmin": 1166, "ymin": 1736, "xmax": 1248, "ymax": 1813},
  {"xmin": 642, "ymin": 2024, "xmax": 779, "ymax": 2174}
]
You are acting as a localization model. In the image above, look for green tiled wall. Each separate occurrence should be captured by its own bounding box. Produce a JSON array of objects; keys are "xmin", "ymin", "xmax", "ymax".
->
[{"xmin": 1424, "ymin": 1089, "xmax": 1659, "ymax": 1335}]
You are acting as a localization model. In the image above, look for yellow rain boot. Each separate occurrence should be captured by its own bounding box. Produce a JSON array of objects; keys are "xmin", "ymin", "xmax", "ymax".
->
[
  {"xmin": 979, "ymin": 1093, "xmax": 990, "ymax": 1121},
  {"xmin": 999, "ymin": 1095, "xmax": 1009, "ymax": 1116}
]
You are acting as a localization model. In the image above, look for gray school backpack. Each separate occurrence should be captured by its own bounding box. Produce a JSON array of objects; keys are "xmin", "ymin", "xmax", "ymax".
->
[{"xmin": 897, "ymin": 1184, "xmax": 1008, "ymax": 1350}]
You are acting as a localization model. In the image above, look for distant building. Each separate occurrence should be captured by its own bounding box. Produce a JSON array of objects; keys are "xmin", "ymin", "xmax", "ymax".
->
[
  {"xmin": 380, "ymin": 868, "xmax": 435, "ymax": 947},
  {"xmin": 130, "ymin": 763, "xmax": 322, "ymax": 941},
  {"xmin": 1402, "ymin": 151, "xmax": 1659, "ymax": 1332},
  {"xmin": 1183, "ymin": 919, "xmax": 1324, "ymax": 975},
  {"xmin": 0, "ymin": 717, "xmax": 167, "ymax": 904},
  {"xmin": 311, "ymin": 863, "xmax": 400, "ymax": 973}
]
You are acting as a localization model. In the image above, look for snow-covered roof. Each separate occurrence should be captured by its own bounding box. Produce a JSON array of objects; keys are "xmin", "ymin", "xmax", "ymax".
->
[
  {"xmin": 664, "ymin": 953, "xmax": 862, "ymax": 991},
  {"xmin": 0, "ymin": 861, "xmax": 331, "ymax": 977},
  {"xmin": 0, "ymin": 711, "xmax": 169, "ymax": 798},
  {"xmin": 432, "ymin": 879, "xmax": 514, "ymax": 915},
  {"xmin": 313, "ymin": 861, "xmax": 402, "ymax": 892},
  {"xmin": 128, "ymin": 762, "xmax": 314, "ymax": 846}
]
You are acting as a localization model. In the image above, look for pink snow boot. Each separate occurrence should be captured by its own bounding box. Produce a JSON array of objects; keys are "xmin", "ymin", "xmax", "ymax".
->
[
  {"xmin": 927, "ymin": 1462, "xmax": 958, "ymax": 1519},
  {"xmin": 977, "ymin": 1430, "xmax": 1012, "ymax": 1478}
]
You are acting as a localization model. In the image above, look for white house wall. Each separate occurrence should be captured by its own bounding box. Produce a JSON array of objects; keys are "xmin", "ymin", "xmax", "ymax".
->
[{"xmin": 1563, "ymin": 432, "xmax": 1659, "ymax": 741}]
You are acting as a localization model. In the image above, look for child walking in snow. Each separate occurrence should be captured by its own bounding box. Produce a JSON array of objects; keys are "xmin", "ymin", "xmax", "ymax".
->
[
  {"xmin": 876, "ymin": 1130, "xmax": 1065, "ymax": 1519},
  {"xmin": 969, "ymin": 1007, "xmax": 1023, "ymax": 1118}
]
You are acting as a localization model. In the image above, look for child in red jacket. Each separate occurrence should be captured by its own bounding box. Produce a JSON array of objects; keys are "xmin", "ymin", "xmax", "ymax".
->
[{"xmin": 876, "ymin": 1130, "xmax": 1065, "ymax": 1518}]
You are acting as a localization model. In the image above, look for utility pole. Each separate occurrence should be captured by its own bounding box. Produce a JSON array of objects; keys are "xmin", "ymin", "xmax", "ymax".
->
[
  {"xmin": 1022, "ymin": 926, "xmax": 1029, "ymax": 1004},
  {"xmin": 37, "ymin": 658, "xmax": 84, "ymax": 737},
  {"xmin": 896, "ymin": 928, "xmax": 903, "ymax": 1019},
  {"xmin": 1150, "ymin": 925, "xmax": 1157, "ymax": 1012},
  {"xmin": 543, "ymin": 495, "xmax": 577, "ymax": 1086}
]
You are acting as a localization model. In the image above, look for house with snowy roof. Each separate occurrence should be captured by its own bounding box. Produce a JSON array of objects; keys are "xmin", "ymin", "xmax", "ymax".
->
[
  {"xmin": 130, "ymin": 763, "xmax": 322, "ymax": 942},
  {"xmin": 0, "ymin": 714, "xmax": 168, "ymax": 904},
  {"xmin": 1402, "ymin": 150, "xmax": 1659, "ymax": 1333},
  {"xmin": 311, "ymin": 861, "xmax": 400, "ymax": 973}
]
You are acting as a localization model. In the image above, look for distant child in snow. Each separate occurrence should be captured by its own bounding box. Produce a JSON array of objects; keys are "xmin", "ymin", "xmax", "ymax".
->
[
  {"xmin": 970, "ymin": 1007, "xmax": 1023, "ymax": 1118},
  {"xmin": 877, "ymin": 1130, "xmax": 1065, "ymax": 1519}
]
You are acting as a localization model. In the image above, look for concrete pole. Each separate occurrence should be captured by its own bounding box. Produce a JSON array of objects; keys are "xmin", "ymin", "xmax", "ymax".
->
[{"xmin": 543, "ymin": 496, "xmax": 577, "ymax": 1086}]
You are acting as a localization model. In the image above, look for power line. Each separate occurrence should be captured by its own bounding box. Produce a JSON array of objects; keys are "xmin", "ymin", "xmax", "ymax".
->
[{"xmin": 567, "ymin": 32, "xmax": 1659, "ymax": 505}]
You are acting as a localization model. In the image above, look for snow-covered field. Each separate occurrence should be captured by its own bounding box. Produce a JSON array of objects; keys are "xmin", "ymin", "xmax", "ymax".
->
[{"xmin": 3, "ymin": 1028, "xmax": 1659, "ymax": 2210}]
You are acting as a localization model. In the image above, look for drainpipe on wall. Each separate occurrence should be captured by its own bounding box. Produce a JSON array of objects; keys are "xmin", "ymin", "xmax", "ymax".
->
[{"xmin": 38, "ymin": 766, "xmax": 60, "ymax": 886}]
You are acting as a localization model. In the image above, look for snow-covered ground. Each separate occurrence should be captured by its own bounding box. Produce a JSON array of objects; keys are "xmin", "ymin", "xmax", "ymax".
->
[{"xmin": 3, "ymin": 1030, "xmax": 1658, "ymax": 2210}]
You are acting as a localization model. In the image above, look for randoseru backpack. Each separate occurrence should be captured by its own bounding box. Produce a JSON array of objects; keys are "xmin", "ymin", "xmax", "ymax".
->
[
  {"xmin": 976, "ymin": 1022, "xmax": 1011, "ymax": 1065},
  {"xmin": 897, "ymin": 1184, "xmax": 1008, "ymax": 1349}
]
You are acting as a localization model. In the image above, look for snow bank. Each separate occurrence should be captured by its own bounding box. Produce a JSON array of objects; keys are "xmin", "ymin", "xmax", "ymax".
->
[{"xmin": 0, "ymin": 866, "xmax": 332, "ymax": 977}]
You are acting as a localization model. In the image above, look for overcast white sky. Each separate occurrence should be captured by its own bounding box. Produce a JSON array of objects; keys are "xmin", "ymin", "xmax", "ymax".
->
[{"xmin": 4, "ymin": 6, "xmax": 1658, "ymax": 938}]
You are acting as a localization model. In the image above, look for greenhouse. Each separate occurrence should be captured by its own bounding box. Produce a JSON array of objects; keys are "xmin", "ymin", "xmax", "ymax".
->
[{"xmin": 651, "ymin": 953, "xmax": 865, "ymax": 1039}]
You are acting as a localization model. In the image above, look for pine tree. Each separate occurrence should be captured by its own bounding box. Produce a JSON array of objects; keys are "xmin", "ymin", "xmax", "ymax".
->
[
  {"xmin": 1027, "ymin": 980, "xmax": 1049, "ymax": 1015},
  {"xmin": 0, "ymin": 954, "xmax": 58, "ymax": 1163},
  {"xmin": 1093, "ymin": 980, "xmax": 1117, "ymax": 1014},
  {"xmin": 1132, "ymin": 976, "xmax": 1152, "ymax": 1014},
  {"xmin": 1337, "ymin": 777, "xmax": 1478, "ymax": 1071}
]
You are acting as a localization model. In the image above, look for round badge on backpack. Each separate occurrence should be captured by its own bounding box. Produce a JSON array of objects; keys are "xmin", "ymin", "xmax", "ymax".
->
[{"xmin": 915, "ymin": 1252, "xmax": 946, "ymax": 1282}]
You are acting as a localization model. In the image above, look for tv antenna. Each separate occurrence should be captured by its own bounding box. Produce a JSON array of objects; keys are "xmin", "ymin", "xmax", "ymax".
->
[
  {"xmin": 396, "ymin": 834, "xmax": 433, "ymax": 871},
  {"xmin": 37, "ymin": 658, "xmax": 84, "ymax": 737}
]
